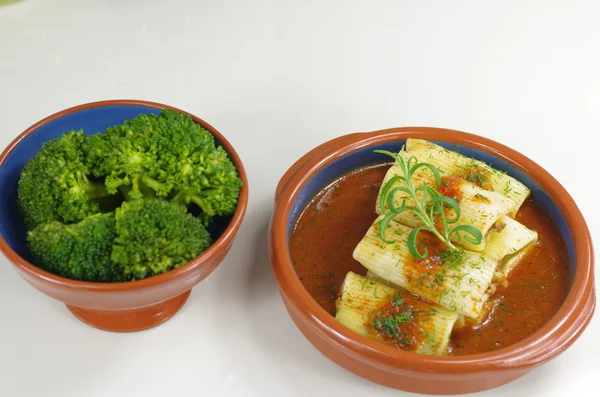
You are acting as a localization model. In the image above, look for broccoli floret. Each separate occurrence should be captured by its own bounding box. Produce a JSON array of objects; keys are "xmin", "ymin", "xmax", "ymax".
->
[
  {"xmin": 154, "ymin": 110, "xmax": 242, "ymax": 223},
  {"xmin": 27, "ymin": 213, "xmax": 120, "ymax": 282},
  {"xmin": 83, "ymin": 109, "xmax": 242, "ymax": 224},
  {"xmin": 167, "ymin": 143, "xmax": 243, "ymax": 225},
  {"xmin": 83, "ymin": 116, "xmax": 172, "ymax": 200},
  {"xmin": 111, "ymin": 199, "xmax": 212, "ymax": 280},
  {"xmin": 18, "ymin": 130, "xmax": 111, "ymax": 230},
  {"xmin": 26, "ymin": 200, "xmax": 212, "ymax": 282}
]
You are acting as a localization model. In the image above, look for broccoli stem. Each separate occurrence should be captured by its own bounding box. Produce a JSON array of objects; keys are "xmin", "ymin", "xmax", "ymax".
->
[
  {"xmin": 171, "ymin": 188, "xmax": 215, "ymax": 217},
  {"xmin": 190, "ymin": 195, "xmax": 215, "ymax": 217},
  {"xmin": 82, "ymin": 183, "xmax": 112, "ymax": 200},
  {"xmin": 119, "ymin": 175, "xmax": 167, "ymax": 201},
  {"xmin": 118, "ymin": 178, "xmax": 144, "ymax": 201},
  {"xmin": 140, "ymin": 175, "xmax": 167, "ymax": 194},
  {"xmin": 170, "ymin": 189, "xmax": 189, "ymax": 205},
  {"xmin": 75, "ymin": 170, "xmax": 112, "ymax": 200}
]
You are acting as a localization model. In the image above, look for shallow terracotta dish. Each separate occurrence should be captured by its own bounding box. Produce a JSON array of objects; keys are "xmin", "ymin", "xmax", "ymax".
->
[
  {"xmin": 0, "ymin": 100, "xmax": 248, "ymax": 332},
  {"xmin": 269, "ymin": 127, "xmax": 595, "ymax": 394}
]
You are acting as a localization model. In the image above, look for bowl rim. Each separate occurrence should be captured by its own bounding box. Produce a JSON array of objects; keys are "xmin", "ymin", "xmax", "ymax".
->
[
  {"xmin": 270, "ymin": 126, "xmax": 595, "ymax": 373},
  {"xmin": 0, "ymin": 99, "xmax": 249, "ymax": 291}
]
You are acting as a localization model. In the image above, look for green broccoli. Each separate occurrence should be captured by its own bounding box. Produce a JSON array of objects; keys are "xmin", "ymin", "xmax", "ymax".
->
[
  {"xmin": 167, "ymin": 144, "xmax": 243, "ymax": 225},
  {"xmin": 18, "ymin": 130, "xmax": 111, "ymax": 230},
  {"xmin": 27, "ymin": 213, "xmax": 120, "ymax": 282},
  {"xmin": 26, "ymin": 199, "xmax": 213, "ymax": 282},
  {"xmin": 112, "ymin": 199, "xmax": 212, "ymax": 280},
  {"xmin": 19, "ymin": 109, "xmax": 239, "ymax": 283},
  {"xmin": 83, "ymin": 109, "xmax": 242, "ymax": 224},
  {"xmin": 156, "ymin": 110, "xmax": 242, "ymax": 223},
  {"xmin": 83, "ymin": 114, "xmax": 171, "ymax": 200}
]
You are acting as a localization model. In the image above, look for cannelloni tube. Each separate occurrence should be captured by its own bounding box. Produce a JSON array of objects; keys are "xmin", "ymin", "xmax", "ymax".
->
[
  {"xmin": 353, "ymin": 216, "xmax": 498, "ymax": 319},
  {"xmin": 376, "ymin": 153, "xmax": 515, "ymax": 252},
  {"xmin": 336, "ymin": 272, "xmax": 459, "ymax": 355},
  {"xmin": 406, "ymin": 138, "xmax": 530, "ymax": 217}
]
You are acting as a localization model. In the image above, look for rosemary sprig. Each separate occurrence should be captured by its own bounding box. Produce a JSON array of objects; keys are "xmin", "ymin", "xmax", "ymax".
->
[{"xmin": 375, "ymin": 147, "xmax": 483, "ymax": 259}]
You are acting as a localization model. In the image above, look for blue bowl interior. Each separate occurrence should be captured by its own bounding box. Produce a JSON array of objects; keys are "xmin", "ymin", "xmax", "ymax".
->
[
  {"xmin": 0, "ymin": 105, "xmax": 232, "ymax": 265},
  {"xmin": 287, "ymin": 140, "xmax": 575, "ymax": 280}
]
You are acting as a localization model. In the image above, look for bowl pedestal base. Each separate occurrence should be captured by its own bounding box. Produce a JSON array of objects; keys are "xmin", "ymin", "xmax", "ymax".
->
[{"xmin": 65, "ymin": 290, "xmax": 191, "ymax": 332}]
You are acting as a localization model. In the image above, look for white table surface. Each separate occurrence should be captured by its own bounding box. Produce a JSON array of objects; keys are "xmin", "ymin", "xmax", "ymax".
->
[{"xmin": 1, "ymin": 1, "xmax": 598, "ymax": 396}]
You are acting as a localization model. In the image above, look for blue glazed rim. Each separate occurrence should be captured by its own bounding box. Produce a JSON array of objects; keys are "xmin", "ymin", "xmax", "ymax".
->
[
  {"xmin": 0, "ymin": 99, "xmax": 249, "ymax": 290},
  {"xmin": 270, "ymin": 127, "xmax": 594, "ymax": 369}
]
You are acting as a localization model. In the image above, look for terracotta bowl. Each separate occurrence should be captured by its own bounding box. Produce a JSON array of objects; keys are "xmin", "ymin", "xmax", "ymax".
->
[
  {"xmin": 0, "ymin": 100, "xmax": 248, "ymax": 332},
  {"xmin": 269, "ymin": 127, "xmax": 595, "ymax": 395}
]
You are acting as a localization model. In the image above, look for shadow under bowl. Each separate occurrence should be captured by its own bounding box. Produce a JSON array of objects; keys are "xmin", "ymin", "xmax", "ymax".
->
[
  {"xmin": 0, "ymin": 99, "xmax": 248, "ymax": 332},
  {"xmin": 269, "ymin": 127, "xmax": 595, "ymax": 394}
]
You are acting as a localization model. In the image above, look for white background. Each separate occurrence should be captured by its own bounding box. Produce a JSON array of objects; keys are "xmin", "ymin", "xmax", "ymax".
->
[{"xmin": 0, "ymin": 1, "xmax": 598, "ymax": 396}]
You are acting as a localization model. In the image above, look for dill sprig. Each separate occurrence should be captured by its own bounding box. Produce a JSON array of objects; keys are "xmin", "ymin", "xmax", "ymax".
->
[
  {"xmin": 375, "ymin": 147, "xmax": 483, "ymax": 259},
  {"xmin": 372, "ymin": 309, "xmax": 414, "ymax": 339}
]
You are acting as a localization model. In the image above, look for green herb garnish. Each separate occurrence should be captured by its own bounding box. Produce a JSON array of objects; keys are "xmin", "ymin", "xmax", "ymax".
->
[
  {"xmin": 375, "ymin": 148, "xmax": 483, "ymax": 259},
  {"xmin": 390, "ymin": 293, "xmax": 405, "ymax": 307},
  {"xmin": 440, "ymin": 248, "xmax": 465, "ymax": 270},
  {"xmin": 372, "ymin": 310, "xmax": 414, "ymax": 338}
]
